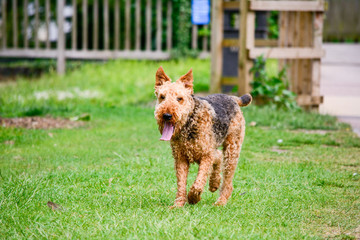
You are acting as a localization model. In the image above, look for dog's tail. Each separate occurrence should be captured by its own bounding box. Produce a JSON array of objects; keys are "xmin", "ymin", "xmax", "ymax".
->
[{"xmin": 233, "ymin": 94, "xmax": 252, "ymax": 107}]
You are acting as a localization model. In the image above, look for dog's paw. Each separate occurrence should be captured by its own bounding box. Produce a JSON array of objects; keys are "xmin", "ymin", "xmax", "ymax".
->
[
  {"xmin": 188, "ymin": 186, "xmax": 202, "ymax": 204},
  {"xmin": 214, "ymin": 197, "xmax": 227, "ymax": 206},
  {"xmin": 209, "ymin": 186, "xmax": 219, "ymax": 192},
  {"xmin": 170, "ymin": 198, "xmax": 186, "ymax": 209}
]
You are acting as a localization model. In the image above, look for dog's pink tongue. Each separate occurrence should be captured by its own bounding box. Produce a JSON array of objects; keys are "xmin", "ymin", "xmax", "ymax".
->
[{"xmin": 160, "ymin": 122, "xmax": 174, "ymax": 141}]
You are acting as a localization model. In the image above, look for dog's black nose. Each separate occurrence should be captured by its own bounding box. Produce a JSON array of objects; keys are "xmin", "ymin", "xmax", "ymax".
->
[{"xmin": 163, "ymin": 113, "xmax": 172, "ymax": 120}]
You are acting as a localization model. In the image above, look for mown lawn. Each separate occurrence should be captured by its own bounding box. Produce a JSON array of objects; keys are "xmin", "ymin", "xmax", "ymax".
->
[{"xmin": 0, "ymin": 59, "xmax": 359, "ymax": 239}]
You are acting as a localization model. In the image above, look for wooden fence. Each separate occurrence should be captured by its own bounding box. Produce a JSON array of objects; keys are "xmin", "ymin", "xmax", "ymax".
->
[
  {"xmin": 211, "ymin": 0, "xmax": 325, "ymax": 108},
  {"xmin": 0, "ymin": 0, "xmax": 210, "ymax": 73},
  {"xmin": 323, "ymin": 0, "xmax": 360, "ymax": 42}
]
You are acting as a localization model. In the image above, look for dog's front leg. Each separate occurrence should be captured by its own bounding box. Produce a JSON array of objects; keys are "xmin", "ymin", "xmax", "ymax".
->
[
  {"xmin": 188, "ymin": 155, "xmax": 212, "ymax": 204},
  {"xmin": 171, "ymin": 158, "xmax": 189, "ymax": 208}
]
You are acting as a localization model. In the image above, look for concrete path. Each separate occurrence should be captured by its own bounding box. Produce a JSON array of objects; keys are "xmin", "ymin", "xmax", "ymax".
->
[{"xmin": 319, "ymin": 43, "xmax": 360, "ymax": 136}]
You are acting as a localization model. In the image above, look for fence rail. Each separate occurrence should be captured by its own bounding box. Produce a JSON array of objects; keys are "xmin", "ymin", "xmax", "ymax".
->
[{"xmin": 0, "ymin": 0, "xmax": 210, "ymax": 72}]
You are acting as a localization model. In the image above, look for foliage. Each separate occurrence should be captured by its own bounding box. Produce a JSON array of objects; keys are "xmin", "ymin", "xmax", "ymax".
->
[
  {"xmin": 250, "ymin": 56, "xmax": 299, "ymax": 110},
  {"xmin": 267, "ymin": 11, "xmax": 279, "ymax": 39}
]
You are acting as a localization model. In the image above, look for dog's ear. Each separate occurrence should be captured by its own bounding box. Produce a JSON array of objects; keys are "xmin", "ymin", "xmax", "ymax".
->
[
  {"xmin": 155, "ymin": 66, "xmax": 171, "ymax": 88},
  {"xmin": 177, "ymin": 68, "xmax": 193, "ymax": 92}
]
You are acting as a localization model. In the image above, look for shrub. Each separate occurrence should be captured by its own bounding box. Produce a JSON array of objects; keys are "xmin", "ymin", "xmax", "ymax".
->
[{"xmin": 250, "ymin": 56, "xmax": 299, "ymax": 110}]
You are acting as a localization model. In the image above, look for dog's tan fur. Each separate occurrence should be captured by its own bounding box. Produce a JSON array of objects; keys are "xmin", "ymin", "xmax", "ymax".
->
[{"xmin": 154, "ymin": 67, "xmax": 251, "ymax": 207}]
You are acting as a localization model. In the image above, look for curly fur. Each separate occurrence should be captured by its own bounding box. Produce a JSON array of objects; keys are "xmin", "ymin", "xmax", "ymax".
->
[{"xmin": 154, "ymin": 66, "xmax": 251, "ymax": 207}]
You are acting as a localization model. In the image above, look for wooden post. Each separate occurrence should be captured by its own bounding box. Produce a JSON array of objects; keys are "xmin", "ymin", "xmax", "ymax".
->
[
  {"xmin": 166, "ymin": 1, "xmax": 172, "ymax": 50},
  {"xmin": 24, "ymin": 0, "xmax": 28, "ymax": 49},
  {"xmin": 12, "ymin": 0, "xmax": 18, "ymax": 48},
  {"xmin": 45, "ymin": 0, "xmax": 50, "ymax": 49},
  {"xmin": 72, "ymin": 0, "xmax": 77, "ymax": 50},
  {"xmin": 238, "ymin": 0, "xmax": 253, "ymax": 95},
  {"xmin": 104, "ymin": 0, "xmax": 109, "ymax": 50},
  {"xmin": 311, "ymin": 11, "xmax": 323, "ymax": 109},
  {"xmin": 93, "ymin": 0, "xmax": 98, "ymax": 50},
  {"xmin": 146, "ymin": 0, "xmax": 152, "ymax": 51},
  {"xmin": 114, "ymin": 0, "xmax": 120, "ymax": 50},
  {"xmin": 135, "ymin": 0, "xmax": 141, "ymax": 50},
  {"xmin": 156, "ymin": 0, "xmax": 162, "ymax": 51},
  {"xmin": 1, "ymin": 0, "xmax": 6, "ymax": 49},
  {"xmin": 210, "ymin": 0, "xmax": 223, "ymax": 93},
  {"xmin": 57, "ymin": 0, "xmax": 65, "ymax": 74},
  {"xmin": 82, "ymin": 0, "xmax": 88, "ymax": 50},
  {"xmin": 125, "ymin": 0, "xmax": 130, "ymax": 50},
  {"xmin": 34, "ymin": 0, "xmax": 39, "ymax": 49}
]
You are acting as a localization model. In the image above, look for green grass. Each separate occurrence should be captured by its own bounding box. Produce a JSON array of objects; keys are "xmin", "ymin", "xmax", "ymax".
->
[{"xmin": 1, "ymin": 59, "xmax": 359, "ymax": 239}]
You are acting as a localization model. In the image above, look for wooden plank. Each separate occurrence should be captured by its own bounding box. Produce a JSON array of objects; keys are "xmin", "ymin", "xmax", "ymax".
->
[
  {"xmin": 24, "ymin": 0, "xmax": 28, "ymax": 48},
  {"xmin": 278, "ymin": 11, "xmax": 288, "ymax": 71},
  {"xmin": 287, "ymin": 12, "xmax": 295, "ymax": 92},
  {"xmin": 135, "ymin": 0, "xmax": 141, "ymax": 50},
  {"xmin": 146, "ymin": 0, "xmax": 151, "ymax": 51},
  {"xmin": 34, "ymin": 0, "xmax": 39, "ymax": 49},
  {"xmin": 0, "ymin": 49, "xmax": 171, "ymax": 60},
  {"xmin": 311, "ymin": 12, "xmax": 324, "ymax": 109},
  {"xmin": 297, "ymin": 95, "xmax": 323, "ymax": 106},
  {"xmin": 249, "ymin": 47, "xmax": 325, "ymax": 59},
  {"xmin": 296, "ymin": 12, "xmax": 306, "ymax": 95},
  {"xmin": 238, "ymin": 0, "xmax": 252, "ymax": 95},
  {"xmin": 156, "ymin": 0, "xmax": 162, "ymax": 51},
  {"xmin": 125, "ymin": 0, "xmax": 130, "ymax": 50},
  {"xmin": 210, "ymin": 0, "xmax": 223, "ymax": 93},
  {"xmin": 223, "ymin": 1, "xmax": 240, "ymax": 10},
  {"xmin": 202, "ymin": 25, "xmax": 209, "ymax": 52},
  {"xmin": 82, "ymin": 0, "xmax": 88, "ymax": 50},
  {"xmin": 166, "ymin": 1, "xmax": 172, "ymax": 50},
  {"xmin": 72, "ymin": 0, "xmax": 77, "ymax": 50},
  {"xmin": 114, "ymin": 0, "xmax": 120, "ymax": 50},
  {"xmin": 12, "ymin": 0, "xmax": 18, "ymax": 48},
  {"xmin": 45, "ymin": 0, "xmax": 50, "ymax": 49},
  {"xmin": 292, "ymin": 12, "xmax": 300, "ymax": 95},
  {"xmin": 303, "ymin": 12, "xmax": 313, "ymax": 95},
  {"xmin": 65, "ymin": 50, "xmax": 170, "ymax": 60},
  {"xmin": 104, "ymin": 0, "xmax": 109, "ymax": 50},
  {"xmin": 246, "ymin": 11, "xmax": 255, "ymax": 49},
  {"xmin": 93, "ymin": 0, "xmax": 98, "ymax": 50},
  {"xmin": 192, "ymin": 25, "xmax": 198, "ymax": 50},
  {"xmin": 222, "ymin": 39, "xmax": 278, "ymax": 47},
  {"xmin": 1, "ymin": 0, "xmax": 6, "ymax": 48},
  {"xmin": 57, "ymin": 0, "xmax": 66, "ymax": 74},
  {"xmin": 250, "ymin": 1, "xmax": 325, "ymax": 12}
]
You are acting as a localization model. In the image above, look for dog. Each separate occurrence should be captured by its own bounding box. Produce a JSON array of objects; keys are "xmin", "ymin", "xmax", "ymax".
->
[{"xmin": 154, "ymin": 67, "xmax": 251, "ymax": 207}]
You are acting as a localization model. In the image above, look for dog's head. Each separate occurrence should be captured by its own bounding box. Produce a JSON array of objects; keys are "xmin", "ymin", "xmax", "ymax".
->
[{"xmin": 154, "ymin": 67, "xmax": 194, "ymax": 141}]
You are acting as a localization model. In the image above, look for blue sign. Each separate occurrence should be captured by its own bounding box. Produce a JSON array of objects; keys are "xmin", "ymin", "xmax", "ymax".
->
[{"xmin": 191, "ymin": 0, "xmax": 210, "ymax": 25}]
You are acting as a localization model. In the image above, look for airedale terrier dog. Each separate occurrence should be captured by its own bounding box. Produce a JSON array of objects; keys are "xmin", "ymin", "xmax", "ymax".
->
[{"xmin": 154, "ymin": 67, "xmax": 252, "ymax": 207}]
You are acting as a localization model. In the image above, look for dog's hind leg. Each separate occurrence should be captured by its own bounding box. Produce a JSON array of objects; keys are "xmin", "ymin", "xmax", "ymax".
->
[
  {"xmin": 215, "ymin": 113, "xmax": 245, "ymax": 206},
  {"xmin": 209, "ymin": 149, "xmax": 222, "ymax": 192}
]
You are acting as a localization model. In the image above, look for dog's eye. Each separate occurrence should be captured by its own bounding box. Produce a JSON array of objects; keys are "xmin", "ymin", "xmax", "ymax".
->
[
  {"xmin": 160, "ymin": 95, "xmax": 165, "ymax": 100},
  {"xmin": 177, "ymin": 97, "xmax": 183, "ymax": 102}
]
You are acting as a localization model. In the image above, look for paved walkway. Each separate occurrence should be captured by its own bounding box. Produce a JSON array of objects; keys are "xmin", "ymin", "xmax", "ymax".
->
[{"xmin": 319, "ymin": 43, "xmax": 360, "ymax": 136}]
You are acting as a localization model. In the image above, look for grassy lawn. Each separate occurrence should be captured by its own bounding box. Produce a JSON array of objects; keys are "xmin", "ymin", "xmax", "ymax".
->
[{"xmin": 0, "ymin": 59, "xmax": 359, "ymax": 239}]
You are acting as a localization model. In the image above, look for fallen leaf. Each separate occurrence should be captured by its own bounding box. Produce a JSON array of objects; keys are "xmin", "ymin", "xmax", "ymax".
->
[
  {"xmin": 249, "ymin": 121, "xmax": 257, "ymax": 127},
  {"xmin": 47, "ymin": 201, "xmax": 64, "ymax": 211}
]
